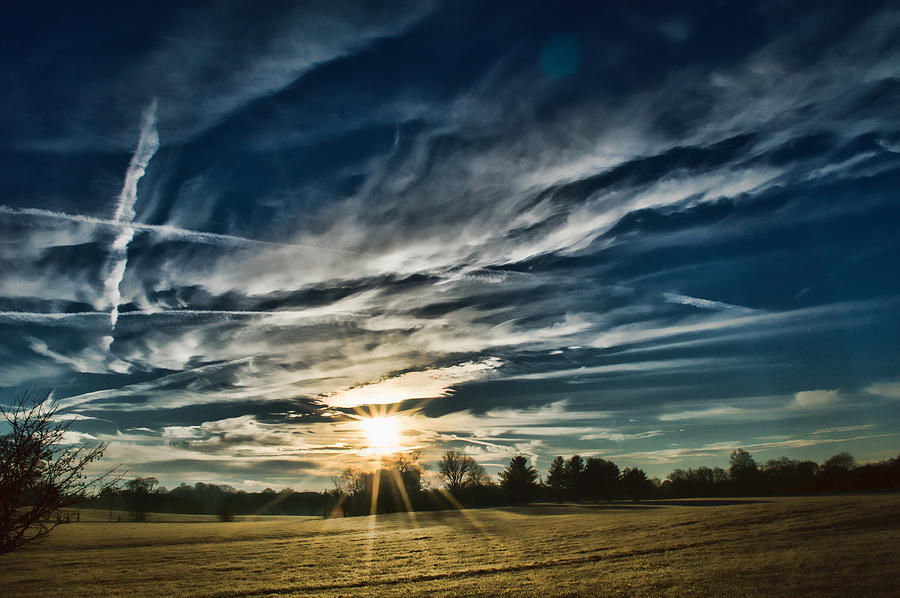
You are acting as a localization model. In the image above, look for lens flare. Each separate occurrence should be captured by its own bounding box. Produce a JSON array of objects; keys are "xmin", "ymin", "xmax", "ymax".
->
[{"xmin": 359, "ymin": 416, "xmax": 401, "ymax": 453}]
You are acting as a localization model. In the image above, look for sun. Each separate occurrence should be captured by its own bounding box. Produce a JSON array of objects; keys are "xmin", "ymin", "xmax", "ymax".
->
[{"xmin": 359, "ymin": 416, "xmax": 402, "ymax": 454}]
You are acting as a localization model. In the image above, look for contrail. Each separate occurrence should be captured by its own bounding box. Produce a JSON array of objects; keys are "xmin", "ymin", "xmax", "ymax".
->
[
  {"xmin": 0, "ymin": 205, "xmax": 357, "ymax": 253},
  {"xmin": 0, "ymin": 308, "xmax": 352, "ymax": 324},
  {"xmin": 0, "ymin": 311, "xmax": 108, "ymax": 323},
  {"xmin": 104, "ymin": 99, "xmax": 160, "ymax": 329}
]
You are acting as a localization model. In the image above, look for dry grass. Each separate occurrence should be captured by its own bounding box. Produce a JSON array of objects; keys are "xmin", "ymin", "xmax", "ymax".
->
[{"xmin": 3, "ymin": 494, "xmax": 899, "ymax": 597}]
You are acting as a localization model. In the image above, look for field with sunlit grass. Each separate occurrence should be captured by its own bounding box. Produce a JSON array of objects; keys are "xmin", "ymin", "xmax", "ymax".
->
[{"xmin": 4, "ymin": 494, "xmax": 898, "ymax": 597}]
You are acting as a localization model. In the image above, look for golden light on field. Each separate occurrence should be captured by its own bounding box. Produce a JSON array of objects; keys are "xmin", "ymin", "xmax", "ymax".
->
[{"xmin": 358, "ymin": 416, "xmax": 402, "ymax": 454}]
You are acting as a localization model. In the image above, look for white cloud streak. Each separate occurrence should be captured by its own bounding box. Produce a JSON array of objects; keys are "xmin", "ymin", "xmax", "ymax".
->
[
  {"xmin": 321, "ymin": 358, "xmax": 502, "ymax": 408},
  {"xmin": 56, "ymin": 356, "xmax": 254, "ymax": 410},
  {"xmin": 0, "ymin": 205, "xmax": 357, "ymax": 254},
  {"xmin": 499, "ymin": 357, "xmax": 735, "ymax": 382},
  {"xmin": 611, "ymin": 433, "xmax": 897, "ymax": 465},
  {"xmin": 104, "ymin": 100, "xmax": 159, "ymax": 329},
  {"xmin": 664, "ymin": 293, "xmax": 755, "ymax": 313},
  {"xmin": 658, "ymin": 406, "xmax": 748, "ymax": 422}
]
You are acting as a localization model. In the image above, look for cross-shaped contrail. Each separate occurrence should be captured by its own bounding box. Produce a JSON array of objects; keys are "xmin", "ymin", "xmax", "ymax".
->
[
  {"xmin": 0, "ymin": 205, "xmax": 357, "ymax": 253},
  {"xmin": 104, "ymin": 99, "xmax": 160, "ymax": 329}
]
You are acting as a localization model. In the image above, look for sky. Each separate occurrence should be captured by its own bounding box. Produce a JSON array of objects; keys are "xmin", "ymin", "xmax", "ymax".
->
[{"xmin": 1, "ymin": 1, "xmax": 899, "ymax": 490}]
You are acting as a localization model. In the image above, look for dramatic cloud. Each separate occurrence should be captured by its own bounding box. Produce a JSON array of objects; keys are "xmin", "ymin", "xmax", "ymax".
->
[{"xmin": 2, "ymin": 2, "xmax": 898, "ymax": 488}]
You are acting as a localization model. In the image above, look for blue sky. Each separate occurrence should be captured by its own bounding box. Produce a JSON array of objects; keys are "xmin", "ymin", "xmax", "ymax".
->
[{"xmin": 1, "ymin": 1, "xmax": 899, "ymax": 490}]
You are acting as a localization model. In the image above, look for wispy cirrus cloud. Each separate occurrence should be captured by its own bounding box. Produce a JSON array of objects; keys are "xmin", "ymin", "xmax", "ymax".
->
[
  {"xmin": 321, "ymin": 358, "xmax": 502, "ymax": 408},
  {"xmin": 663, "ymin": 293, "xmax": 755, "ymax": 313},
  {"xmin": 3, "ymin": 2, "xmax": 900, "ymax": 489},
  {"xmin": 4, "ymin": 2, "xmax": 436, "ymax": 152},
  {"xmin": 499, "ymin": 358, "xmax": 735, "ymax": 382},
  {"xmin": 611, "ymin": 432, "xmax": 897, "ymax": 465}
]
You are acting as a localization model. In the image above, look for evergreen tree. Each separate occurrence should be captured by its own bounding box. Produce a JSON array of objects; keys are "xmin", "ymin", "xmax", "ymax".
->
[
  {"xmin": 564, "ymin": 455, "xmax": 585, "ymax": 501},
  {"xmin": 546, "ymin": 456, "xmax": 566, "ymax": 502},
  {"xmin": 499, "ymin": 455, "xmax": 539, "ymax": 503},
  {"xmin": 621, "ymin": 467, "xmax": 652, "ymax": 502},
  {"xmin": 584, "ymin": 457, "xmax": 620, "ymax": 502}
]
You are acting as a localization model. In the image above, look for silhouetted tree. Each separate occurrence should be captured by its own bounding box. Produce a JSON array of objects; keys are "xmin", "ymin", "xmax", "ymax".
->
[
  {"xmin": 384, "ymin": 451, "xmax": 425, "ymax": 497},
  {"xmin": 796, "ymin": 461, "xmax": 820, "ymax": 480},
  {"xmin": 761, "ymin": 457, "xmax": 819, "ymax": 494},
  {"xmin": 729, "ymin": 449, "xmax": 759, "ymax": 493},
  {"xmin": 499, "ymin": 455, "xmax": 539, "ymax": 502},
  {"xmin": 332, "ymin": 453, "xmax": 427, "ymax": 516},
  {"xmin": 546, "ymin": 456, "xmax": 566, "ymax": 502},
  {"xmin": 125, "ymin": 477, "xmax": 159, "ymax": 521},
  {"xmin": 621, "ymin": 467, "xmax": 652, "ymax": 501},
  {"xmin": 0, "ymin": 391, "xmax": 121, "ymax": 554},
  {"xmin": 822, "ymin": 452, "xmax": 855, "ymax": 473},
  {"xmin": 334, "ymin": 467, "xmax": 369, "ymax": 515},
  {"xmin": 852, "ymin": 453, "xmax": 900, "ymax": 490},
  {"xmin": 821, "ymin": 452, "xmax": 855, "ymax": 491},
  {"xmin": 564, "ymin": 455, "xmax": 585, "ymax": 501},
  {"xmin": 668, "ymin": 466, "xmax": 729, "ymax": 497},
  {"xmin": 762, "ymin": 456, "xmax": 798, "ymax": 487},
  {"xmin": 583, "ymin": 457, "xmax": 619, "ymax": 502},
  {"xmin": 337, "ymin": 468, "xmax": 367, "ymax": 497},
  {"xmin": 438, "ymin": 451, "xmax": 487, "ymax": 491}
]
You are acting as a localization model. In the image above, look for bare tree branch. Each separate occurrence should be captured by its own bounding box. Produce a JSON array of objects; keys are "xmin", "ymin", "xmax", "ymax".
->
[{"xmin": 0, "ymin": 390, "xmax": 123, "ymax": 554}]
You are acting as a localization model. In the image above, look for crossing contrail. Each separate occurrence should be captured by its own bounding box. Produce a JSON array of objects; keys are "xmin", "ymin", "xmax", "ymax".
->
[
  {"xmin": 0, "ymin": 205, "xmax": 357, "ymax": 253},
  {"xmin": 0, "ymin": 311, "xmax": 107, "ymax": 323},
  {"xmin": 104, "ymin": 99, "xmax": 160, "ymax": 329},
  {"xmin": 0, "ymin": 308, "xmax": 353, "ymax": 324}
]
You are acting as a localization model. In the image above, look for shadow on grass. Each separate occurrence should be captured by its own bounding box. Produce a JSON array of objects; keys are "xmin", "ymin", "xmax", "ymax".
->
[
  {"xmin": 645, "ymin": 499, "xmax": 771, "ymax": 507},
  {"xmin": 497, "ymin": 498, "xmax": 771, "ymax": 515},
  {"xmin": 498, "ymin": 504, "xmax": 661, "ymax": 515}
]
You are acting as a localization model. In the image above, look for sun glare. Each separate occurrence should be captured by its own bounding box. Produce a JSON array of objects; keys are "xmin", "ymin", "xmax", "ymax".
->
[{"xmin": 359, "ymin": 416, "xmax": 402, "ymax": 453}]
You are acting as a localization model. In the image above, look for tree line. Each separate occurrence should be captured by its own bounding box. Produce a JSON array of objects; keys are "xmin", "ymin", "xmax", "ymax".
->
[
  {"xmin": 92, "ymin": 478, "xmax": 329, "ymax": 521},
  {"xmin": 326, "ymin": 447, "xmax": 900, "ymax": 514},
  {"xmin": 664, "ymin": 449, "xmax": 900, "ymax": 497},
  {"xmin": 93, "ymin": 448, "xmax": 899, "ymax": 521},
  {"xmin": 538, "ymin": 449, "xmax": 900, "ymax": 501}
]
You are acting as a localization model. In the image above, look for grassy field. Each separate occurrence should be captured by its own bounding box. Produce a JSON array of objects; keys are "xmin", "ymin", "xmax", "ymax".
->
[{"xmin": 3, "ymin": 494, "xmax": 899, "ymax": 597}]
